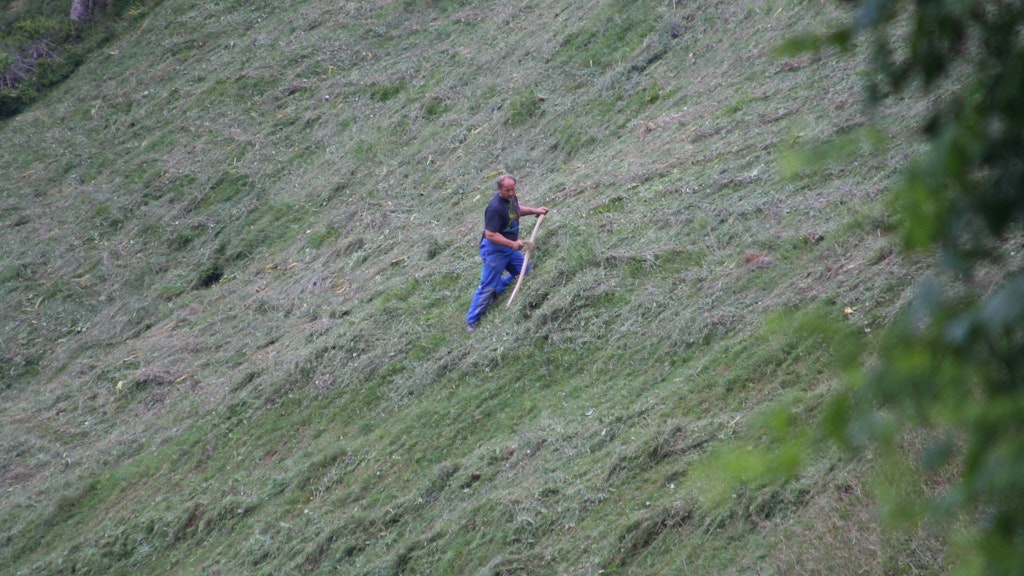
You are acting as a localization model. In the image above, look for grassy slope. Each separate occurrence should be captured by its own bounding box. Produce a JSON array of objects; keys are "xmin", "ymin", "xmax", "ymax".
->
[{"xmin": 0, "ymin": 0, "xmax": 942, "ymax": 574}]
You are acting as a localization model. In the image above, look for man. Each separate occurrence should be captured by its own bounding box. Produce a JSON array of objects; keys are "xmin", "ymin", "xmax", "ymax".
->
[{"xmin": 465, "ymin": 174, "xmax": 549, "ymax": 332}]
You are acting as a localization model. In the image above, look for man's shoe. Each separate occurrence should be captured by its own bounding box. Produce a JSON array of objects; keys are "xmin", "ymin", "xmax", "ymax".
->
[{"xmin": 466, "ymin": 322, "xmax": 478, "ymax": 332}]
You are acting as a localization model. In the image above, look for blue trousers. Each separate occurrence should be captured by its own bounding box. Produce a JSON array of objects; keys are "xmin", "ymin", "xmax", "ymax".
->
[{"xmin": 466, "ymin": 239, "xmax": 529, "ymax": 325}]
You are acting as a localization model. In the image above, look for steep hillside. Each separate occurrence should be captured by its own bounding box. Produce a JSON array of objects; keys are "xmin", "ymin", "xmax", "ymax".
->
[{"xmin": 1, "ymin": 0, "xmax": 942, "ymax": 574}]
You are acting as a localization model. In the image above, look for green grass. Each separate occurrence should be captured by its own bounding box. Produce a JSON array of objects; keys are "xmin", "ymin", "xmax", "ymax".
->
[{"xmin": 0, "ymin": 0, "xmax": 957, "ymax": 574}]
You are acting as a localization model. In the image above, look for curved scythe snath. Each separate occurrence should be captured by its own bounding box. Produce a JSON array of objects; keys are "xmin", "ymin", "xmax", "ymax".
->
[{"xmin": 505, "ymin": 213, "xmax": 545, "ymax": 309}]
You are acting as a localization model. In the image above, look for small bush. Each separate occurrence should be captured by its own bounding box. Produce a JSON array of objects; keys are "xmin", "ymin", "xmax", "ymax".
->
[
  {"xmin": 506, "ymin": 87, "xmax": 543, "ymax": 126},
  {"xmin": 194, "ymin": 260, "xmax": 225, "ymax": 289}
]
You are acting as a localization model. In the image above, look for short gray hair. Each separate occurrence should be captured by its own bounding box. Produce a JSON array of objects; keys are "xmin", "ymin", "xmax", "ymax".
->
[{"xmin": 495, "ymin": 174, "xmax": 516, "ymax": 190}]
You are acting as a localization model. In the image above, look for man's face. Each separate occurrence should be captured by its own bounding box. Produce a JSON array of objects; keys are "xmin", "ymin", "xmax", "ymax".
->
[{"xmin": 498, "ymin": 179, "xmax": 517, "ymax": 200}]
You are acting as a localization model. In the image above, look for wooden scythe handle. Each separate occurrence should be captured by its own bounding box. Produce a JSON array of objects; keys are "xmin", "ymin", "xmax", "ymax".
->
[{"xmin": 506, "ymin": 213, "xmax": 545, "ymax": 309}]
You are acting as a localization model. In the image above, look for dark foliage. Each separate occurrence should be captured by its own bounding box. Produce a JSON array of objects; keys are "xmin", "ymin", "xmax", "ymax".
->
[{"xmin": 809, "ymin": 1, "xmax": 1024, "ymax": 572}]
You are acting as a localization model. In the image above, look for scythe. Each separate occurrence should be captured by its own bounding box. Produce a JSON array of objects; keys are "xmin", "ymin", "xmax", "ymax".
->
[{"xmin": 505, "ymin": 213, "xmax": 545, "ymax": 309}]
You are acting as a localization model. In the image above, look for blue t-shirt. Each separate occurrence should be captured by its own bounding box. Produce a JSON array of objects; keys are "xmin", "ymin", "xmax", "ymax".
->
[{"xmin": 483, "ymin": 193, "xmax": 520, "ymax": 241}]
